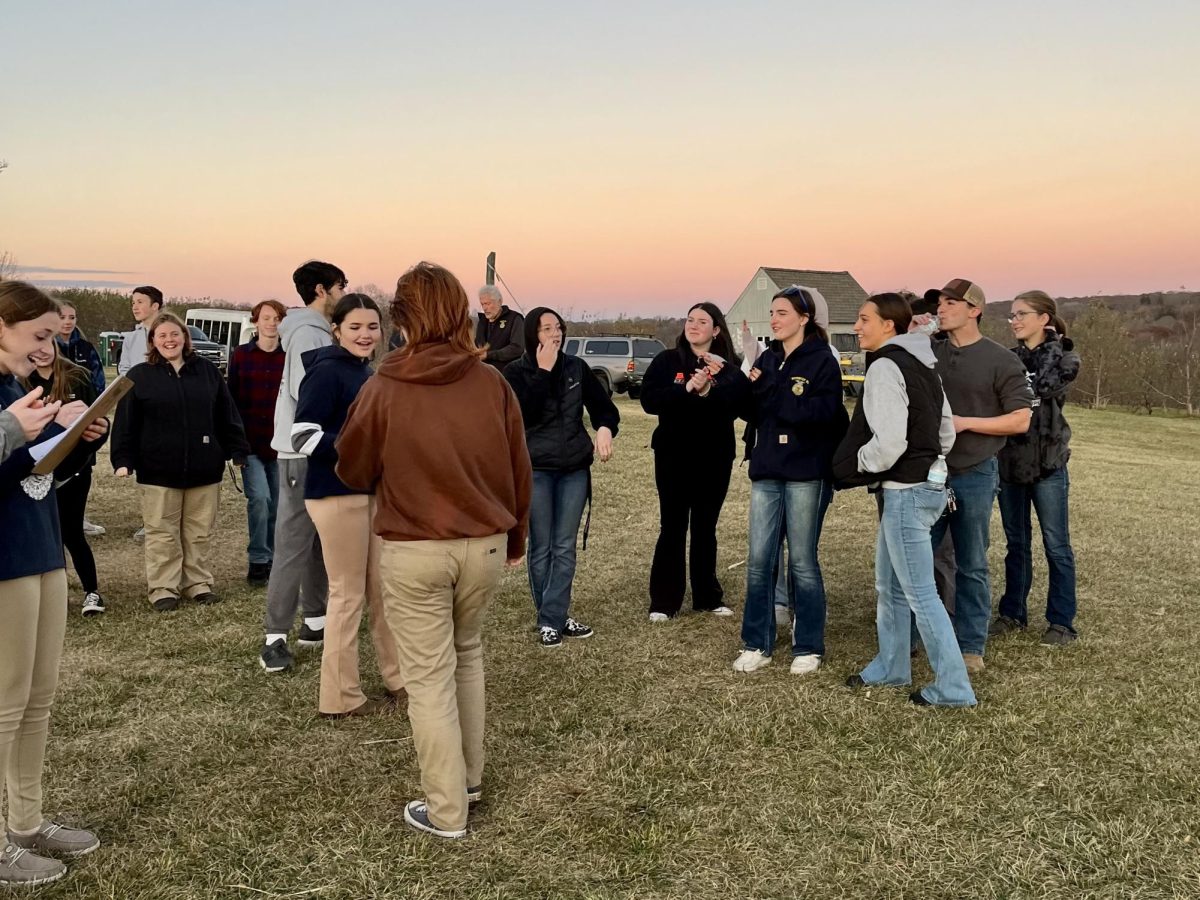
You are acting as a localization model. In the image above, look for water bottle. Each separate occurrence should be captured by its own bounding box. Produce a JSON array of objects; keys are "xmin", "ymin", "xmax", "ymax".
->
[
  {"xmin": 927, "ymin": 454, "xmax": 948, "ymax": 487},
  {"xmin": 913, "ymin": 314, "xmax": 941, "ymax": 336}
]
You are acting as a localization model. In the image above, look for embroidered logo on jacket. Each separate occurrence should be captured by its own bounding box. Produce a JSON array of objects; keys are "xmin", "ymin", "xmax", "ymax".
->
[
  {"xmin": 790, "ymin": 376, "xmax": 809, "ymax": 396},
  {"xmin": 674, "ymin": 372, "xmax": 685, "ymax": 385}
]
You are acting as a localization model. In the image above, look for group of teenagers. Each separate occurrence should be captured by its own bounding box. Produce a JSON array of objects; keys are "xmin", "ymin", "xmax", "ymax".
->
[{"xmin": 0, "ymin": 261, "xmax": 1081, "ymax": 880}]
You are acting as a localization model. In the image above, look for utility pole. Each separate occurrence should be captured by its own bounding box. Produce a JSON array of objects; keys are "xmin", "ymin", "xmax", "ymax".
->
[{"xmin": 485, "ymin": 251, "xmax": 496, "ymax": 286}]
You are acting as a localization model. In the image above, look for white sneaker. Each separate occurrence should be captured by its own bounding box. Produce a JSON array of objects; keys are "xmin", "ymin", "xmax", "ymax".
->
[
  {"xmin": 648, "ymin": 613, "xmax": 669, "ymax": 623},
  {"xmin": 133, "ymin": 527, "xmax": 145, "ymax": 542},
  {"xmin": 733, "ymin": 649, "xmax": 771, "ymax": 673},
  {"xmin": 709, "ymin": 606, "xmax": 734, "ymax": 617},
  {"xmin": 789, "ymin": 654, "xmax": 822, "ymax": 676},
  {"xmin": 82, "ymin": 520, "xmax": 105, "ymax": 536}
]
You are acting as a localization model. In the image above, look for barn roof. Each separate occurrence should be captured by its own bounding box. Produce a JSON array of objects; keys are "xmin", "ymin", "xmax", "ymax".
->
[{"xmin": 760, "ymin": 268, "xmax": 869, "ymax": 324}]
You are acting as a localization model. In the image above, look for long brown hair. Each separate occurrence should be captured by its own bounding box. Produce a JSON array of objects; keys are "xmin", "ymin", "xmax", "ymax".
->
[
  {"xmin": 21, "ymin": 342, "xmax": 91, "ymax": 403},
  {"xmin": 145, "ymin": 313, "xmax": 194, "ymax": 365},
  {"xmin": 0, "ymin": 281, "xmax": 61, "ymax": 327},
  {"xmin": 390, "ymin": 262, "xmax": 483, "ymax": 359},
  {"xmin": 1013, "ymin": 290, "xmax": 1068, "ymax": 336}
]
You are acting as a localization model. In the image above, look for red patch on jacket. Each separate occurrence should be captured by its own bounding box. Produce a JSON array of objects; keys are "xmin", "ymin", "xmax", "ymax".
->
[{"xmin": 674, "ymin": 372, "xmax": 685, "ymax": 384}]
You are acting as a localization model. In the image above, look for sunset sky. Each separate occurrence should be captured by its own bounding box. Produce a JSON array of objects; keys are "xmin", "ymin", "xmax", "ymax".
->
[{"xmin": 3, "ymin": 1, "xmax": 1197, "ymax": 314}]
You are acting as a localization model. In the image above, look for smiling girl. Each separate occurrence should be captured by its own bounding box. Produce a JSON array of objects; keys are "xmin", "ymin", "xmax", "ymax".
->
[
  {"xmin": 22, "ymin": 341, "xmax": 107, "ymax": 616},
  {"xmin": 640, "ymin": 302, "xmax": 748, "ymax": 621},
  {"xmin": 1, "ymin": 281, "xmax": 109, "ymax": 887},
  {"xmin": 994, "ymin": 290, "xmax": 1081, "ymax": 646},
  {"xmin": 110, "ymin": 313, "xmax": 249, "ymax": 610},
  {"xmin": 291, "ymin": 294, "xmax": 405, "ymax": 719},
  {"xmin": 736, "ymin": 286, "xmax": 849, "ymax": 675}
]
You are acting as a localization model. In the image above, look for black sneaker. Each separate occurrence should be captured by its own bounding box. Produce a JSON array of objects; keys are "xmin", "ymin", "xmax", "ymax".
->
[
  {"xmin": 259, "ymin": 639, "xmax": 293, "ymax": 673},
  {"xmin": 192, "ymin": 592, "xmax": 221, "ymax": 605},
  {"xmin": 297, "ymin": 624, "xmax": 324, "ymax": 647},
  {"xmin": 466, "ymin": 785, "xmax": 482, "ymax": 806},
  {"xmin": 909, "ymin": 690, "xmax": 933, "ymax": 707},
  {"xmin": 538, "ymin": 627, "xmax": 562, "ymax": 648},
  {"xmin": 561, "ymin": 617, "xmax": 593, "ymax": 639},
  {"xmin": 988, "ymin": 615, "xmax": 1025, "ymax": 637},
  {"xmin": 845, "ymin": 674, "xmax": 867, "ymax": 689},
  {"xmin": 246, "ymin": 563, "xmax": 271, "ymax": 586},
  {"xmin": 1040, "ymin": 624, "xmax": 1078, "ymax": 647},
  {"xmin": 81, "ymin": 592, "xmax": 105, "ymax": 617},
  {"xmin": 152, "ymin": 595, "xmax": 180, "ymax": 612}
]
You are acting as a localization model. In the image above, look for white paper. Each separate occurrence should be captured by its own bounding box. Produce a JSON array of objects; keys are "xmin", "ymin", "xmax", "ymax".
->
[{"xmin": 29, "ymin": 431, "xmax": 69, "ymax": 464}]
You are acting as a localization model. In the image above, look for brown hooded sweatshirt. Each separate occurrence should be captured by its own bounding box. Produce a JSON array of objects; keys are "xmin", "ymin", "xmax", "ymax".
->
[{"xmin": 335, "ymin": 343, "xmax": 532, "ymax": 560}]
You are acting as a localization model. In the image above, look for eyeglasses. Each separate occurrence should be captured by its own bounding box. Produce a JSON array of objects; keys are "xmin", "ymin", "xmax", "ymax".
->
[{"xmin": 1006, "ymin": 311, "xmax": 1038, "ymax": 322}]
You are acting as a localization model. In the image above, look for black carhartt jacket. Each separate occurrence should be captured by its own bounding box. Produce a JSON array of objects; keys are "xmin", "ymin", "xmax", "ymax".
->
[{"xmin": 476, "ymin": 306, "xmax": 526, "ymax": 372}]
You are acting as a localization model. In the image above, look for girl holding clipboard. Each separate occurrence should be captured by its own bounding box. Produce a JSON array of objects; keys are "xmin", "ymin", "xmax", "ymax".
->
[{"xmin": 0, "ymin": 282, "xmax": 108, "ymax": 888}]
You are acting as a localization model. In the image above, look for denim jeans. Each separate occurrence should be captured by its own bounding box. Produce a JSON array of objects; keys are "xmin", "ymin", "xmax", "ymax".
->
[
  {"xmin": 929, "ymin": 457, "xmax": 998, "ymax": 656},
  {"xmin": 998, "ymin": 466, "xmax": 1077, "ymax": 631},
  {"xmin": 528, "ymin": 469, "xmax": 589, "ymax": 632},
  {"xmin": 242, "ymin": 454, "xmax": 279, "ymax": 565},
  {"xmin": 862, "ymin": 485, "xmax": 976, "ymax": 706},
  {"xmin": 742, "ymin": 479, "xmax": 833, "ymax": 657}
]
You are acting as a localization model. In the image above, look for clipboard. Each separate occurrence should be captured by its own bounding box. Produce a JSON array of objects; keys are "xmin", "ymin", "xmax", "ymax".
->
[{"xmin": 31, "ymin": 376, "xmax": 134, "ymax": 475}]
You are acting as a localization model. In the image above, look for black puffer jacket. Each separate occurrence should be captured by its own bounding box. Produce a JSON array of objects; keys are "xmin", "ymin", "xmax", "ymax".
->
[
  {"xmin": 503, "ymin": 307, "xmax": 619, "ymax": 471},
  {"xmin": 998, "ymin": 332, "xmax": 1080, "ymax": 484}
]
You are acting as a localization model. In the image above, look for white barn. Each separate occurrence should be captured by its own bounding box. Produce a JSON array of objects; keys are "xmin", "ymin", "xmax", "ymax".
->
[{"xmin": 727, "ymin": 267, "xmax": 869, "ymax": 354}]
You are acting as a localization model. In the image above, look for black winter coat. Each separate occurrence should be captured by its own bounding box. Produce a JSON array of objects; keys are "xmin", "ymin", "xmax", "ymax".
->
[
  {"xmin": 998, "ymin": 333, "xmax": 1080, "ymax": 485},
  {"xmin": 640, "ymin": 346, "xmax": 749, "ymax": 464},
  {"xmin": 476, "ymin": 306, "xmax": 526, "ymax": 372},
  {"xmin": 505, "ymin": 348, "xmax": 619, "ymax": 472},
  {"xmin": 111, "ymin": 355, "xmax": 249, "ymax": 489}
]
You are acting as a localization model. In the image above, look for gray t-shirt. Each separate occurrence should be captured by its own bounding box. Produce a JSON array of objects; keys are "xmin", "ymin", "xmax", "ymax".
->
[{"xmin": 933, "ymin": 336, "xmax": 1033, "ymax": 472}]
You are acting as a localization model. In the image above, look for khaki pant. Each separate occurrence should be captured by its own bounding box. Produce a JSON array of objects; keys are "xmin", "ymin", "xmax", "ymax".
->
[
  {"xmin": 0, "ymin": 569, "xmax": 67, "ymax": 833},
  {"xmin": 380, "ymin": 534, "xmax": 506, "ymax": 832},
  {"xmin": 141, "ymin": 483, "xmax": 220, "ymax": 604},
  {"xmin": 307, "ymin": 494, "xmax": 404, "ymax": 715}
]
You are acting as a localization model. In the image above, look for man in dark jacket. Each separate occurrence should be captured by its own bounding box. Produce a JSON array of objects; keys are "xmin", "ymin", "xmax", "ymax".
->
[{"xmin": 475, "ymin": 286, "xmax": 525, "ymax": 373}]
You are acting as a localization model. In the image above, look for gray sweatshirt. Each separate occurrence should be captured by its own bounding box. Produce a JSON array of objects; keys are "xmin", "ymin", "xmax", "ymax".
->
[
  {"xmin": 0, "ymin": 410, "xmax": 25, "ymax": 465},
  {"xmin": 271, "ymin": 307, "xmax": 333, "ymax": 458},
  {"xmin": 117, "ymin": 324, "xmax": 149, "ymax": 376},
  {"xmin": 858, "ymin": 332, "xmax": 955, "ymax": 489}
]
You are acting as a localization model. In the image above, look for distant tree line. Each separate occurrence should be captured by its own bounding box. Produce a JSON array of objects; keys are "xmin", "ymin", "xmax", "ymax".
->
[{"xmin": 11, "ymin": 279, "xmax": 1198, "ymax": 416}]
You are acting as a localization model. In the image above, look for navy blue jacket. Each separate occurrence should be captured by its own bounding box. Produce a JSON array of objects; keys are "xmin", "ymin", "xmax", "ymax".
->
[
  {"xmin": 292, "ymin": 345, "xmax": 374, "ymax": 499},
  {"xmin": 0, "ymin": 373, "xmax": 105, "ymax": 581},
  {"xmin": 744, "ymin": 334, "xmax": 849, "ymax": 482}
]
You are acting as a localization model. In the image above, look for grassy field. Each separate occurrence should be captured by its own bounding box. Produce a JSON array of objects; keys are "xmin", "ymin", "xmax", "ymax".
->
[{"xmin": 31, "ymin": 398, "xmax": 1200, "ymax": 898}]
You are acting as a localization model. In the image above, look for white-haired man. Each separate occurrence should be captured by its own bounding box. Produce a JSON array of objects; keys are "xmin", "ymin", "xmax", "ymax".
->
[{"xmin": 475, "ymin": 285, "xmax": 525, "ymax": 373}]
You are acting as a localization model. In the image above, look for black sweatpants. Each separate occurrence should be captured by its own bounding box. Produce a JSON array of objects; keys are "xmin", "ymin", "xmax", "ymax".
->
[
  {"xmin": 648, "ymin": 452, "xmax": 732, "ymax": 616},
  {"xmin": 57, "ymin": 469, "xmax": 98, "ymax": 594}
]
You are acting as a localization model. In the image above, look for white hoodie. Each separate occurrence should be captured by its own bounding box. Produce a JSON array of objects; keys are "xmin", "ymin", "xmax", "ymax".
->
[
  {"xmin": 858, "ymin": 332, "xmax": 956, "ymax": 489},
  {"xmin": 271, "ymin": 307, "xmax": 333, "ymax": 458}
]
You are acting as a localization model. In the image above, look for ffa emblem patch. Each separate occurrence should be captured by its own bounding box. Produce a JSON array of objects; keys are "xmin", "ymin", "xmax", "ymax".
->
[
  {"xmin": 791, "ymin": 376, "xmax": 809, "ymax": 396},
  {"xmin": 674, "ymin": 372, "xmax": 685, "ymax": 384},
  {"xmin": 499, "ymin": 321, "xmax": 507, "ymax": 329}
]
